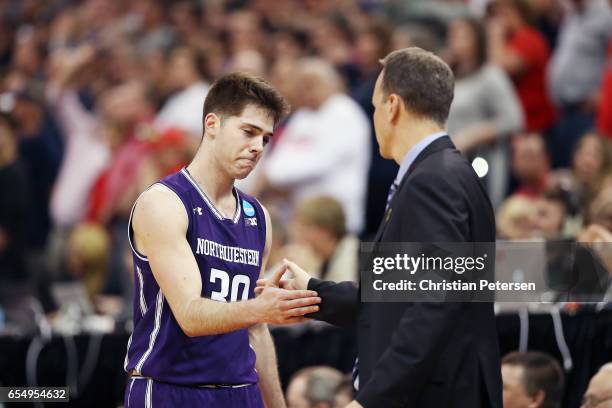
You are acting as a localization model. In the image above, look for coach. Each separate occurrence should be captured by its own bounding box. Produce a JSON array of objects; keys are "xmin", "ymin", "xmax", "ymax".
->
[{"xmin": 263, "ymin": 47, "xmax": 502, "ymax": 407}]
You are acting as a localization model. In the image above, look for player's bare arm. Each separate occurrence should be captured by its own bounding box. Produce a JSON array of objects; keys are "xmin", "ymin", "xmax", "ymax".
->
[
  {"xmin": 132, "ymin": 184, "xmax": 321, "ymax": 337},
  {"xmin": 250, "ymin": 204, "xmax": 287, "ymax": 408}
]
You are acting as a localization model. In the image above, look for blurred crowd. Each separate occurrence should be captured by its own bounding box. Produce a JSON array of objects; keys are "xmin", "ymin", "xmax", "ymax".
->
[
  {"xmin": 283, "ymin": 350, "xmax": 611, "ymax": 408},
  {"xmin": 0, "ymin": 1, "xmax": 612, "ymax": 407},
  {"xmin": 0, "ymin": 0, "xmax": 611, "ymax": 395}
]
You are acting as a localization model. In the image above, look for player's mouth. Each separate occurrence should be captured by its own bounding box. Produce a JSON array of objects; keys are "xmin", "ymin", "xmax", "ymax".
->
[{"xmin": 238, "ymin": 157, "xmax": 257, "ymax": 167}]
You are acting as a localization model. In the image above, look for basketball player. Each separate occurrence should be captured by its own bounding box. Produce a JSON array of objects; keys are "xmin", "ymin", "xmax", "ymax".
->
[{"xmin": 123, "ymin": 73, "xmax": 322, "ymax": 407}]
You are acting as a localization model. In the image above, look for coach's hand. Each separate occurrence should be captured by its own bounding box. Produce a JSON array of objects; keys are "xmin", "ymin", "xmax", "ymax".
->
[
  {"xmin": 255, "ymin": 259, "xmax": 312, "ymax": 294},
  {"xmin": 252, "ymin": 284, "xmax": 320, "ymax": 325}
]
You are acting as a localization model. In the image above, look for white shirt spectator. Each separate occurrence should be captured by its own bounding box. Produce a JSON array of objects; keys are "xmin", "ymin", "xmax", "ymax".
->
[
  {"xmin": 549, "ymin": 0, "xmax": 612, "ymax": 105},
  {"xmin": 264, "ymin": 94, "xmax": 370, "ymax": 234},
  {"xmin": 47, "ymin": 87, "xmax": 110, "ymax": 227},
  {"xmin": 155, "ymin": 81, "xmax": 209, "ymax": 137}
]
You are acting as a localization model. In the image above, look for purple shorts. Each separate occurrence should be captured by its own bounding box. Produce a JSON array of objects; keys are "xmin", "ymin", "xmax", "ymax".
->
[{"xmin": 124, "ymin": 378, "xmax": 264, "ymax": 408}]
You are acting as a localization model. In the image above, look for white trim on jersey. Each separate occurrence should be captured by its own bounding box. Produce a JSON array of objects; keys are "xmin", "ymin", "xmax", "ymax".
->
[
  {"xmin": 127, "ymin": 378, "xmax": 135, "ymax": 408},
  {"xmin": 181, "ymin": 168, "xmax": 241, "ymax": 223},
  {"xmin": 136, "ymin": 266, "xmax": 148, "ymax": 316},
  {"xmin": 127, "ymin": 190, "xmax": 149, "ymax": 262},
  {"xmin": 233, "ymin": 188, "xmax": 242, "ymax": 223},
  {"xmin": 124, "ymin": 334, "xmax": 133, "ymax": 371},
  {"xmin": 145, "ymin": 378, "xmax": 153, "ymax": 408},
  {"xmin": 135, "ymin": 290, "xmax": 164, "ymax": 373}
]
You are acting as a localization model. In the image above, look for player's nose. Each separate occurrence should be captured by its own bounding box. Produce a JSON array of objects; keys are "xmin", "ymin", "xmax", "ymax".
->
[{"xmin": 249, "ymin": 136, "xmax": 265, "ymax": 154}]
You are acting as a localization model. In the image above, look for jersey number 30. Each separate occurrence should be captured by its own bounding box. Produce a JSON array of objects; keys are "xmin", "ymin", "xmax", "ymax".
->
[{"xmin": 210, "ymin": 268, "xmax": 251, "ymax": 302}]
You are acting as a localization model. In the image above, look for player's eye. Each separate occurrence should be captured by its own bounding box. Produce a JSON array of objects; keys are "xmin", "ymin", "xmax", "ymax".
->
[
  {"xmin": 263, "ymin": 135, "xmax": 271, "ymax": 146},
  {"xmin": 243, "ymin": 129, "xmax": 254, "ymax": 136}
]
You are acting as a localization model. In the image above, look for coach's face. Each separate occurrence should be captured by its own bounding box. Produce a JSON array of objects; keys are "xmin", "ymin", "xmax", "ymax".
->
[
  {"xmin": 207, "ymin": 104, "xmax": 274, "ymax": 179},
  {"xmin": 372, "ymin": 71, "xmax": 400, "ymax": 159}
]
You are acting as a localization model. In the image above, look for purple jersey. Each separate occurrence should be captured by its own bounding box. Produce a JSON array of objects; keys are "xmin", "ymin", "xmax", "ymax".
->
[{"xmin": 124, "ymin": 168, "xmax": 266, "ymax": 386}]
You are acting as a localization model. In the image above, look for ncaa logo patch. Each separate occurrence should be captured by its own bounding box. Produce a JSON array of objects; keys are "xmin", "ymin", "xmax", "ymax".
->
[
  {"xmin": 245, "ymin": 217, "xmax": 258, "ymax": 226},
  {"xmin": 242, "ymin": 200, "xmax": 256, "ymax": 217}
]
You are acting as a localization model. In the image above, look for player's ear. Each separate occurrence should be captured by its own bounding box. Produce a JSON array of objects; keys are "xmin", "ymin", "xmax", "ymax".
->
[{"xmin": 203, "ymin": 113, "xmax": 220, "ymax": 138}]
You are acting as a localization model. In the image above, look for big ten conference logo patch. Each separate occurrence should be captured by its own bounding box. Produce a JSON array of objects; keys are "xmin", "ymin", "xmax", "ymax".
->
[{"xmin": 243, "ymin": 200, "xmax": 257, "ymax": 226}]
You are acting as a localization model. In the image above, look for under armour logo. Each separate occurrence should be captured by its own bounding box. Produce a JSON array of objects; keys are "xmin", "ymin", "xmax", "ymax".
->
[{"xmin": 193, "ymin": 207, "xmax": 202, "ymax": 215}]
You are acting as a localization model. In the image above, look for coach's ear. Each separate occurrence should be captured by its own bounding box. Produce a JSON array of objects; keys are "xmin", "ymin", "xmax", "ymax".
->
[
  {"xmin": 203, "ymin": 113, "xmax": 220, "ymax": 138},
  {"xmin": 387, "ymin": 93, "xmax": 401, "ymax": 125}
]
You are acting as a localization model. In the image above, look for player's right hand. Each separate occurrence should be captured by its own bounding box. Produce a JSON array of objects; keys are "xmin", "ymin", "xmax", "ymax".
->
[{"xmin": 253, "ymin": 286, "xmax": 321, "ymax": 325}]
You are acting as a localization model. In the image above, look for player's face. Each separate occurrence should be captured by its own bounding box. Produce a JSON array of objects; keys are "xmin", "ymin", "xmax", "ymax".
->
[
  {"xmin": 216, "ymin": 104, "xmax": 274, "ymax": 180},
  {"xmin": 372, "ymin": 72, "xmax": 392, "ymax": 159}
]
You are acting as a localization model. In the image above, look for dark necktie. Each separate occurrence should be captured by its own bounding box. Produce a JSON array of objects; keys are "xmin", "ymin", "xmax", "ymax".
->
[{"xmin": 386, "ymin": 181, "xmax": 399, "ymax": 211}]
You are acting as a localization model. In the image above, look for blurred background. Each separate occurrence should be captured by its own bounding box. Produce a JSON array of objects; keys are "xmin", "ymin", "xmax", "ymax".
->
[{"xmin": 0, "ymin": 0, "xmax": 611, "ymax": 407}]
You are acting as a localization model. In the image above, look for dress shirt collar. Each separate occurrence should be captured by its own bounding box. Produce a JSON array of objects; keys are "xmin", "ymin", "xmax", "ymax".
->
[{"xmin": 393, "ymin": 131, "xmax": 447, "ymax": 185}]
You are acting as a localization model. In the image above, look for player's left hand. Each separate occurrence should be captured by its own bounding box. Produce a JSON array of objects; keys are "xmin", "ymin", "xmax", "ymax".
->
[{"xmin": 345, "ymin": 401, "xmax": 363, "ymax": 408}]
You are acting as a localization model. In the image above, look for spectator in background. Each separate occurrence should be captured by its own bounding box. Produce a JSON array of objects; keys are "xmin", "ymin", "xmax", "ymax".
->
[
  {"xmin": 587, "ymin": 175, "xmax": 612, "ymax": 232},
  {"xmin": 168, "ymin": 1, "xmax": 204, "ymax": 45},
  {"xmin": 131, "ymin": 0, "xmax": 174, "ymax": 56},
  {"xmin": 0, "ymin": 113, "xmax": 29, "ymax": 282},
  {"xmin": 154, "ymin": 46, "xmax": 210, "ymax": 142},
  {"xmin": 133, "ymin": 127, "xmax": 190, "ymax": 194},
  {"xmin": 502, "ymin": 351, "xmax": 565, "ymax": 408},
  {"xmin": 334, "ymin": 376, "xmax": 355, "ymax": 408},
  {"xmin": 577, "ymin": 223, "xmax": 612, "ymax": 305},
  {"xmin": 445, "ymin": 17, "xmax": 523, "ymax": 208},
  {"xmin": 534, "ymin": 187, "xmax": 568, "ymax": 239},
  {"xmin": 488, "ymin": 0, "xmax": 557, "ymax": 134},
  {"xmin": 597, "ymin": 37, "xmax": 612, "ymax": 138},
  {"xmin": 548, "ymin": 0, "xmax": 612, "ymax": 167},
  {"xmin": 527, "ymin": 0, "xmax": 564, "ymax": 49},
  {"xmin": 581, "ymin": 363, "xmax": 612, "ymax": 408},
  {"xmin": 511, "ymin": 133, "xmax": 551, "ymax": 198},
  {"xmin": 262, "ymin": 210, "xmax": 290, "ymax": 275},
  {"xmin": 350, "ymin": 22, "xmax": 400, "ymax": 238},
  {"xmin": 86, "ymin": 81, "xmax": 157, "ymax": 299},
  {"xmin": 291, "ymin": 196, "xmax": 359, "ymax": 282},
  {"xmin": 286, "ymin": 366, "xmax": 343, "ymax": 408},
  {"xmin": 574, "ymin": 134, "xmax": 612, "ymax": 200},
  {"xmin": 310, "ymin": 16, "xmax": 359, "ymax": 88},
  {"xmin": 46, "ymin": 45, "xmax": 110, "ymax": 230},
  {"xmin": 87, "ymin": 81, "xmax": 155, "ymax": 224},
  {"xmin": 65, "ymin": 222, "xmax": 110, "ymax": 303},
  {"xmin": 262, "ymin": 58, "xmax": 370, "ymax": 234},
  {"xmin": 497, "ymin": 194, "xmax": 539, "ymax": 239},
  {"xmin": 6, "ymin": 90, "xmax": 63, "ymax": 254},
  {"xmin": 552, "ymin": 133, "xmax": 612, "ymax": 217}
]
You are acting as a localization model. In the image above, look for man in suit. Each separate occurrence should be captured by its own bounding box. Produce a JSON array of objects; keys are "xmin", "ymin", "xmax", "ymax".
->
[{"xmin": 258, "ymin": 47, "xmax": 503, "ymax": 408}]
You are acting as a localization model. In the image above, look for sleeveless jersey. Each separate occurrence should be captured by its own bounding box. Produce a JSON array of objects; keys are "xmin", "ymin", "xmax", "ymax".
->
[{"xmin": 123, "ymin": 168, "xmax": 266, "ymax": 386}]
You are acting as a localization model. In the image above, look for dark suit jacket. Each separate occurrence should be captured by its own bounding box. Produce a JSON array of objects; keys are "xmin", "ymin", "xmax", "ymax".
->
[{"xmin": 308, "ymin": 136, "xmax": 503, "ymax": 408}]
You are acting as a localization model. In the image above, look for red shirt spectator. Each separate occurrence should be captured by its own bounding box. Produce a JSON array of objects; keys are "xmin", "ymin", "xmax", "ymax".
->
[
  {"xmin": 507, "ymin": 26, "xmax": 557, "ymax": 132},
  {"xmin": 87, "ymin": 131, "xmax": 151, "ymax": 223},
  {"xmin": 597, "ymin": 38, "xmax": 612, "ymax": 138}
]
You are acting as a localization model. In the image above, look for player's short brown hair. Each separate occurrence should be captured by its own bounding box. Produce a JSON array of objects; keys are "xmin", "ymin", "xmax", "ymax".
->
[
  {"xmin": 203, "ymin": 72, "xmax": 289, "ymax": 130},
  {"xmin": 379, "ymin": 47, "xmax": 454, "ymax": 126}
]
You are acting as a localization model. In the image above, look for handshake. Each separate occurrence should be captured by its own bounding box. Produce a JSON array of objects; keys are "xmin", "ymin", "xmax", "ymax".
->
[{"xmin": 251, "ymin": 260, "xmax": 318, "ymax": 325}]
